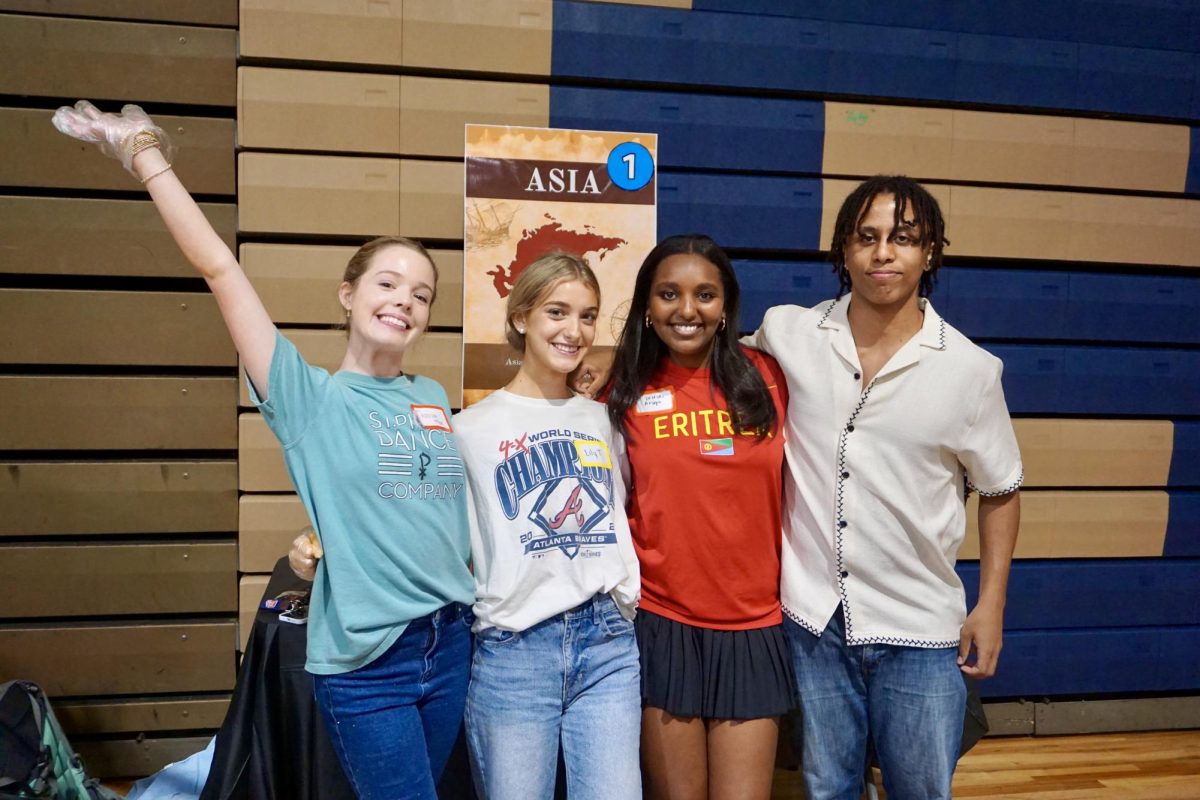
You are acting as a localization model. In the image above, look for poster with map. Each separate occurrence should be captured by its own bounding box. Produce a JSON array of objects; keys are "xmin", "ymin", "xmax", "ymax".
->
[{"xmin": 462, "ymin": 124, "xmax": 658, "ymax": 407}]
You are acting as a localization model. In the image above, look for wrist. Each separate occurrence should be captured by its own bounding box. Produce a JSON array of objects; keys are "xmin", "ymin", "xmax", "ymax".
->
[
  {"xmin": 132, "ymin": 145, "xmax": 168, "ymax": 174},
  {"xmin": 973, "ymin": 593, "xmax": 1007, "ymax": 612}
]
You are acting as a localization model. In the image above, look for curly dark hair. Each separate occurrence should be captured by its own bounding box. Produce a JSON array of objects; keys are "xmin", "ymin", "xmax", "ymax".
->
[
  {"xmin": 829, "ymin": 175, "xmax": 949, "ymax": 298},
  {"xmin": 607, "ymin": 234, "xmax": 777, "ymax": 441}
]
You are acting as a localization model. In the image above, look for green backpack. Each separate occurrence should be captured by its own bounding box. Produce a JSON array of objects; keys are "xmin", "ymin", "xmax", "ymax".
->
[{"xmin": 0, "ymin": 680, "xmax": 121, "ymax": 800}]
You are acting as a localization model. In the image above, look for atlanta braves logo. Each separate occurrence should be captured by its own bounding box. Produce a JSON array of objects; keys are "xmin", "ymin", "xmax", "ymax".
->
[{"xmin": 548, "ymin": 484, "xmax": 585, "ymax": 530}]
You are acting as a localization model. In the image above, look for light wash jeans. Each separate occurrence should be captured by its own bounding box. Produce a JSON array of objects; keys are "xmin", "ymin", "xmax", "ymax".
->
[
  {"xmin": 465, "ymin": 594, "xmax": 641, "ymax": 800},
  {"xmin": 785, "ymin": 605, "xmax": 967, "ymax": 800},
  {"xmin": 312, "ymin": 602, "xmax": 473, "ymax": 800}
]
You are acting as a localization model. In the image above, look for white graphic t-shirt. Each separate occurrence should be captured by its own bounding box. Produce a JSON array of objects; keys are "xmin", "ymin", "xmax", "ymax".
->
[{"xmin": 453, "ymin": 389, "xmax": 640, "ymax": 633}]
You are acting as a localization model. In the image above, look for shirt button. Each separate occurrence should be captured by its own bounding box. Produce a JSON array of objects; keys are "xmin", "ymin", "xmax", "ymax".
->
[
  {"xmin": 840, "ymin": 570, "xmax": 849, "ymax": 578},
  {"xmin": 853, "ymin": 372, "xmax": 861, "ymax": 380},
  {"xmin": 838, "ymin": 520, "xmax": 848, "ymax": 529},
  {"xmin": 846, "ymin": 424, "xmax": 855, "ymax": 432},
  {"xmin": 841, "ymin": 471, "xmax": 850, "ymax": 479}
]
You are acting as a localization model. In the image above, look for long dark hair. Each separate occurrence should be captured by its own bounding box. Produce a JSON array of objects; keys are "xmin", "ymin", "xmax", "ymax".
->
[
  {"xmin": 829, "ymin": 175, "xmax": 949, "ymax": 298},
  {"xmin": 607, "ymin": 234, "xmax": 777, "ymax": 440}
]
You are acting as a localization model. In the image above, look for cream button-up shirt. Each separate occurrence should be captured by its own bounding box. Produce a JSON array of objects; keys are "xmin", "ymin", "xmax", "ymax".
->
[{"xmin": 747, "ymin": 295, "xmax": 1023, "ymax": 648}]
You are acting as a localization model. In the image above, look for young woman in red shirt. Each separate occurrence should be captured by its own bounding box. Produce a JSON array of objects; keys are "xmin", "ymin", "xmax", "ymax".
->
[{"xmin": 604, "ymin": 234, "xmax": 792, "ymax": 800}]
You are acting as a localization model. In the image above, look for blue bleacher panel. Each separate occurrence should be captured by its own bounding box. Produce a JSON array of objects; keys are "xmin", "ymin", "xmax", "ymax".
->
[
  {"xmin": 959, "ymin": 559, "xmax": 1200, "ymax": 630},
  {"xmin": 986, "ymin": 344, "xmax": 1200, "ymax": 416},
  {"xmin": 936, "ymin": 268, "xmax": 1071, "ymax": 341},
  {"xmin": 552, "ymin": 2, "xmax": 830, "ymax": 92},
  {"xmin": 1189, "ymin": 128, "xmax": 1200, "ymax": 194},
  {"xmin": 694, "ymin": 0, "xmax": 950, "ymax": 31},
  {"xmin": 826, "ymin": 22, "xmax": 957, "ymax": 101},
  {"xmin": 1074, "ymin": 43, "xmax": 1194, "ymax": 118},
  {"xmin": 937, "ymin": 267, "xmax": 1200, "ymax": 346},
  {"xmin": 1066, "ymin": 273, "xmax": 1200, "ymax": 345},
  {"xmin": 954, "ymin": 35, "xmax": 1077, "ymax": 108},
  {"xmin": 548, "ymin": 87, "xmax": 824, "ymax": 174},
  {"xmin": 1169, "ymin": 423, "xmax": 1200, "ymax": 488},
  {"xmin": 982, "ymin": 627, "xmax": 1200, "ymax": 697},
  {"xmin": 1073, "ymin": 0, "xmax": 1197, "ymax": 52},
  {"xmin": 1194, "ymin": 54, "xmax": 1200, "ymax": 120},
  {"xmin": 949, "ymin": 0, "xmax": 1082, "ymax": 41},
  {"xmin": 732, "ymin": 259, "xmax": 840, "ymax": 331},
  {"xmin": 696, "ymin": 1, "xmax": 1197, "ymax": 54},
  {"xmin": 1165, "ymin": 491, "xmax": 1200, "ymax": 556},
  {"xmin": 657, "ymin": 173, "xmax": 822, "ymax": 252}
]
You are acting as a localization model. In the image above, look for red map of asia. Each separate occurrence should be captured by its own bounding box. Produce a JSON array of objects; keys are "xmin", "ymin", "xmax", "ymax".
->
[{"xmin": 487, "ymin": 214, "xmax": 626, "ymax": 298}]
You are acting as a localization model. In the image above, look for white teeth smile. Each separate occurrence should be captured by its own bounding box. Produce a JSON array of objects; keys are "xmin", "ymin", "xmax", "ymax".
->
[
  {"xmin": 378, "ymin": 315, "xmax": 409, "ymax": 329},
  {"xmin": 552, "ymin": 343, "xmax": 579, "ymax": 354},
  {"xmin": 672, "ymin": 324, "xmax": 701, "ymax": 334}
]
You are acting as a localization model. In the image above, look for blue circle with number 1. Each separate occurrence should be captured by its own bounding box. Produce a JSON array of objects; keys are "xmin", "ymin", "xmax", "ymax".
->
[{"xmin": 607, "ymin": 142, "xmax": 654, "ymax": 191}]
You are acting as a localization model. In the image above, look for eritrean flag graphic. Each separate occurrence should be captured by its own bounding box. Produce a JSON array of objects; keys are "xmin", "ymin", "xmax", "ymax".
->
[{"xmin": 699, "ymin": 438, "xmax": 734, "ymax": 457}]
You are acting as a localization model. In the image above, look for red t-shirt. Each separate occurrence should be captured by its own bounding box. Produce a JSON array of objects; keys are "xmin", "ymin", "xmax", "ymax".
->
[{"xmin": 622, "ymin": 347, "xmax": 788, "ymax": 630}]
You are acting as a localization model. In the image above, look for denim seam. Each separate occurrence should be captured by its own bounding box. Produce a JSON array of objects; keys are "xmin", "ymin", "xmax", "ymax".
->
[{"xmin": 317, "ymin": 679, "xmax": 365, "ymax": 799}]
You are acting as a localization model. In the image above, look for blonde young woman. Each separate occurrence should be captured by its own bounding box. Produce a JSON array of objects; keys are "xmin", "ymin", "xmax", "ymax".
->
[
  {"xmin": 453, "ymin": 254, "xmax": 642, "ymax": 800},
  {"xmin": 54, "ymin": 102, "xmax": 474, "ymax": 800}
]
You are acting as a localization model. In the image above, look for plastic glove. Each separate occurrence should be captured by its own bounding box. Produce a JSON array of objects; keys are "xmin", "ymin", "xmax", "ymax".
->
[{"xmin": 51, "ymin": 100, "xmax": 176, "ymax": 175}]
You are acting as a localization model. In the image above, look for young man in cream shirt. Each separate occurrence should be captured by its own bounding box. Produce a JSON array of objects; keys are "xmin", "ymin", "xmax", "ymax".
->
[{"xmin": 745, "ymin": 176, "xmax": 1022, "ymax": 800}]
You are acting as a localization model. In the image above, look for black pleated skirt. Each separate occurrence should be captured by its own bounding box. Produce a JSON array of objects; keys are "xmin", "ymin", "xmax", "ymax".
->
[{"xmin": 635, "ymin": 609, "xmax": 796, "ymax": 720}]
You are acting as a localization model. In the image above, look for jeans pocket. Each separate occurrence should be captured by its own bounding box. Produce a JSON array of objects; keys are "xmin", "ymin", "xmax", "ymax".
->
[
  {"xmin": 476, "ymin": 625, "xmax": 522, "ymax": 648},
  {"xmin": 600, "ymin": 604, "xmax": 635, "ymax": 638}
]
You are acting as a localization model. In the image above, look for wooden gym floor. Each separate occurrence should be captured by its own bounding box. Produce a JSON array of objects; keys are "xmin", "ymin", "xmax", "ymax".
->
[{"xmin": 100, "ymin": 729, "xmax": 1199, "ymax": 798}]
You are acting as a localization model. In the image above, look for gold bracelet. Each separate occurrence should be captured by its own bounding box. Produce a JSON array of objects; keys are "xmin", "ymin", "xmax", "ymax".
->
[
  {"xmin": 141, "ymin": 163, "xmax": 173, "ymax": 185},
  {"xmin": 127, "ymin": 130, "xmax": 161, "ymax": 158}
]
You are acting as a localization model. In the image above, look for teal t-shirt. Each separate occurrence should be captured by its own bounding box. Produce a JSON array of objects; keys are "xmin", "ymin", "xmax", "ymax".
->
[{"xmin": 250, "ymin": 332, "xmax": 474, "ymax": 675}]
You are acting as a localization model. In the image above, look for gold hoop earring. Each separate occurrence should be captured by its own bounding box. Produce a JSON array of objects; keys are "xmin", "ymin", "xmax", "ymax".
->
[
  {"xmin": 718, "ymin": 316, "xmax": 726, "ymax": 331},
  {"xmin": 644, "ymin": 314, "xmax": 652, "ymax": 328}
]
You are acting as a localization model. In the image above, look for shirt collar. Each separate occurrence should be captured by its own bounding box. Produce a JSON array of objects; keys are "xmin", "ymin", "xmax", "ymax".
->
[{"xmin": 818, "ymin": 295, "xmax": 947, "ymax": 375}]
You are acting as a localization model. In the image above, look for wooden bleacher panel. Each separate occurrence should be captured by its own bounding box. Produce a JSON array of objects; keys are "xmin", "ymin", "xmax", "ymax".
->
[
  {"xmin": 960, "ymin": 490, "xmax": 1169, "ymax": 559},
  {"xmin": 238, "ymin": 494, "xmax": 310, "ymax": 573},
  {"xmin": 0, "ymin": 289, "xmax": 234, "ymax": 366},
  {"xmin": 0, "ymin": 196, "xmax": 235, "ymax": 278},
  {"xmin": 237, "ymin": 152, "xmax": 400, "ymax": 236},
  {"xmin": 0, "ymin": 13, "xmax": 235, "ymax": 105},
  {"xmin": 0, "ymin": 107, "xmax": 235, "ymax": 195},
  {"xmin": 400, "ymin": 0, "xmax": 551, "ymax": 75},
  {"xmin": 0, "ymin": 622, "xmax": 236, "ymax": 695},
  {"xmin": 0, "ymin": 461, "xmax": 237, "ymax": 536},
  {"xmin": 0, "ymin": 376, "xmax": 237, "ymax": 450},
  {"xmin": 1, "ymin": 542, "xmax": 237, "ymax": 617},
  {"xmin": 0, "ymin": 1, "xmax": 237, "ymax": 26}
]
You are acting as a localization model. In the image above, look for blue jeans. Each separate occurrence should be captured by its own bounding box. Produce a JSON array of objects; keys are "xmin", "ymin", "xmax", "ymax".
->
[
  {"xmin": 312, "ymin": 603, "xmax": 473, "ymax": 800},
  {"xmin": 465, "ymin": 594, "xmax": 641, "ymax": 800},
  {"xmin": 785, "ymin": 606, "xmax": 967, "ymax": 800}
]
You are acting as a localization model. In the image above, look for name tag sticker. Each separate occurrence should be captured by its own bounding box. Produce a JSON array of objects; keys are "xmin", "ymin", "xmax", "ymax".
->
[
  {"xmin": 635, "ymin": 388, "xmax": 674, "ymax": 415},
  {"xmin": 411, "ymin": 404, "xmax": 452, "ymax": 432},
  {"xmin": 575, "ymin": 439, "xmax": 611, "ymax": 468}
]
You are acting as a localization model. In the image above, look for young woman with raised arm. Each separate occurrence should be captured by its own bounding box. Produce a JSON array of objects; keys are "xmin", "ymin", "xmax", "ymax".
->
[{"xmin": 54, "ymin": 101, "xmax": 474, "ymax": 800}]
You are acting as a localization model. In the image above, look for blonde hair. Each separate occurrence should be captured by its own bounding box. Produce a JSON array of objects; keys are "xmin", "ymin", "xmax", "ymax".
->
[{"xmin": 505, "ymin": 253, "xmax": 601, "ymax": 352}]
